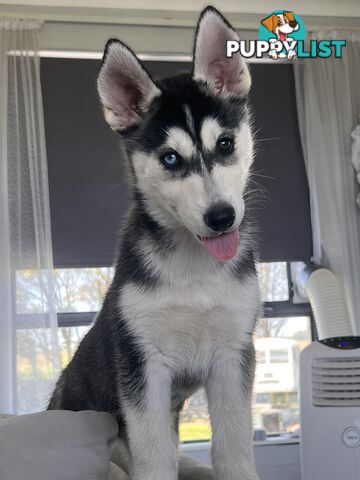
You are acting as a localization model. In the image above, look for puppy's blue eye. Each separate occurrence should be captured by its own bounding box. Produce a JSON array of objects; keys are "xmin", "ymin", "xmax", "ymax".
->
[{"xmin": 161, "ymin": 151, "xmax": 180, "ymax": 168}]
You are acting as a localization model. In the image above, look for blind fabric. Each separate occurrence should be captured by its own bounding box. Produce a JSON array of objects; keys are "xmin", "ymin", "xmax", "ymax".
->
[{"xmin": 41, "ymin": 58, "xmax": 312, "ymax": 267}]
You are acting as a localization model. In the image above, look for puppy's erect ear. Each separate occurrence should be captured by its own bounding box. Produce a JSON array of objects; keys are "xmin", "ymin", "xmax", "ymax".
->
[
  {"xmin": 261, "ymin": 14, "xmax": 277, "ymax": 33},
  {"xmin": 193, "ymin": 6, "xmax": 251, "ymax": 99},
  {"xmin": 97, "ymin": 39, "xmax": 161, "ymax": 131}
]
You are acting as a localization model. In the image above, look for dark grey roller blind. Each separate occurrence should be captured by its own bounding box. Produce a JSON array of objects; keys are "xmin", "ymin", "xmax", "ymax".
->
[
  {"xmin": 41, "ymin": 58, "xmax": 312, "ymax": 267},
  {"xmin": 248, "ymin": 63, "xmax": 312, "ymax": 261}
]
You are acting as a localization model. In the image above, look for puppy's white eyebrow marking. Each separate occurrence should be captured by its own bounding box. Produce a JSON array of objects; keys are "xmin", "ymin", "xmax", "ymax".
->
[
  {"xmin": 200, "ymin": 117, "xmax": 222, "ymax": 151},
  {"xmin": 184, "ymin": 104, "xmax": 196, "ymax": 139},
  {"xmin": 165, "ymin": 127, "xmax": 195, "ymax": 159}
]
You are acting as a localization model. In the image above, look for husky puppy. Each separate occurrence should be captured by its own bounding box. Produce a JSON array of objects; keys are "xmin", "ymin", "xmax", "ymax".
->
[{"xmin": 48, "ymin": 6, "xmax": 260, "ymax": 480}]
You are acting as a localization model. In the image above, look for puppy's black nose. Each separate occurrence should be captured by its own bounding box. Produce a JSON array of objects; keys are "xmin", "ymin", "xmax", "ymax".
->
[
  {"xmin": 204, "ymin": 203, "xmax": 235, "ymax": 232},
  {"xmin": 289, "ymin": 20, "xmax": 297, "ymax": 28}
]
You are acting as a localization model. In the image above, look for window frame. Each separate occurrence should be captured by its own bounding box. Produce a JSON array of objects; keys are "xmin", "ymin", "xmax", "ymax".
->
[
  {"xmin": 15, "ymin": 261, "xmax": 314, "ymax": 331},
  {"xmin": 262, "ymin": 262, "xmax": 315, "ymax": 338},
  {"xmin": 15, "ymin": 260, "xmax": 314, "ymax": 445},
  {"xmin": 51, "ymin": 261, "xmax": 314, "ymax": 330},
  {"xmin": 52, "ymin": 260, "xmax": 314, "ymax": 446}
]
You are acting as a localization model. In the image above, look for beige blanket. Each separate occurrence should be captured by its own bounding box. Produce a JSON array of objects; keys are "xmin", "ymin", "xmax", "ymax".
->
[
  {"xmin": 0, "ymin": 411, "xmax": 213, "ymax": 480},
  {"xmin": 109, "ymin": 439, "xmax": 214, "ymax": 480}
]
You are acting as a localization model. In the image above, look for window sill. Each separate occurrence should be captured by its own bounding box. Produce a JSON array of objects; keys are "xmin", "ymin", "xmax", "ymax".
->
[
  {"xmin": 180, "ymin": 436, "xmax": 300, "ymax": 450},
  {"xmin": 180, "ymin": 438, "xmax": 301, "ymax": 480}
]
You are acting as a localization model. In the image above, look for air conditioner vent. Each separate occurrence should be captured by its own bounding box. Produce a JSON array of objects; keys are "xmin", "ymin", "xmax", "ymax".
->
[{"xmin": 312, "ymin": 357, "xmax": 360, "ymax": 407}]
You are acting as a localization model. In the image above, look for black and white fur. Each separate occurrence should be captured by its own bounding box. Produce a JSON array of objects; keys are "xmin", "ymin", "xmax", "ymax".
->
[{"xmin": 49, "ymin": 7, "xmax": 260, "ymax": 480}]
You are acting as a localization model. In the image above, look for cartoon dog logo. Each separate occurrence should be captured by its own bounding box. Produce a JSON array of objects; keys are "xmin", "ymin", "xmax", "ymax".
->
[{"xmin": 261, "ymin": 11, "xmax": 299, "ymax": 59}]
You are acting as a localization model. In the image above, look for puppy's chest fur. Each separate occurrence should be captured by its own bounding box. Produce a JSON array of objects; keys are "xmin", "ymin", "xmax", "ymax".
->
[{"xmin": 119, "ymin": 258, "xmax": 260, "ymax": 394}]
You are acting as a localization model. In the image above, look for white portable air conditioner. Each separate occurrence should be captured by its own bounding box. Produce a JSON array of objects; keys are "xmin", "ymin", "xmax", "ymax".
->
[
  {"xmin": 299, "ymin": 268, "xmax": 360, "ymax": 479},
  {"xmin": 300, "ymin": 341, "xmax": 360, "ymax": 479}
]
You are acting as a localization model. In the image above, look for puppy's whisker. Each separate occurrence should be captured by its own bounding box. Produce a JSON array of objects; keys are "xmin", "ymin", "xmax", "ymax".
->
[{"xmin": 256, "ymin": 137, "xmax": 283, "ymax": 142}]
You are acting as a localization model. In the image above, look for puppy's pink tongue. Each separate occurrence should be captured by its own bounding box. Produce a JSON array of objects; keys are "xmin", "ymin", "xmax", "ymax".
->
[{"xmin": 201, "ymin": 229, "xmax": 239, "ymax": 261}]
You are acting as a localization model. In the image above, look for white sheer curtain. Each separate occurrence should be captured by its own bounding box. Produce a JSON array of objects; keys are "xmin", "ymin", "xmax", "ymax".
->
[
  {"xmin": 351, "ymin": 124, "xmax": 360, "ymax": 206},
  {"xmin": 0, "ymin": 19, "xmax": 60, "ymax": 414},
  {"xmin": 294, "ymin": 31, "xmax": 360, "ymax": 334}
]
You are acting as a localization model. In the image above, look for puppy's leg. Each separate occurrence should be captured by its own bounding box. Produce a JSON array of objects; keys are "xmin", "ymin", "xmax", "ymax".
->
[
  {"xmin": 123, "ymin": 360, "xmax": 178, "ymax": 480},
  {"xmin": 205, "ymin": 341, "xmax": 259, "ymax": 480}
]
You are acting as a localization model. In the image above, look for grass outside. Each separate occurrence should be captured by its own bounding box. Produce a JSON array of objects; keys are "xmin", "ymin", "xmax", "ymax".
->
[{"xmin": 179, "ymin": 419, "xmax": 212, "ymax": 443}]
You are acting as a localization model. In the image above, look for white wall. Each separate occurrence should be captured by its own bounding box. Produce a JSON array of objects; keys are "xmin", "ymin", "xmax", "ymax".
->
[
  {"xmin": 1, "ymin": 0, "xmax": 360, "ymax": 18},
  {"xmin": 1, "ymin": 2, "xmax": 359, "ymax": 58}
]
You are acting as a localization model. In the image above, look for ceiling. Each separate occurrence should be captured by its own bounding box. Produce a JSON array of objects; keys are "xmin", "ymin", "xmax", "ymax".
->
[{"xmin": 1, "ymin": 0, "xmax": 360, "ymax": 18}]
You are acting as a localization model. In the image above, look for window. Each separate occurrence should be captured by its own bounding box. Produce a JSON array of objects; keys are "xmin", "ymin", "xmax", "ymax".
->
[
  {"xmin": 41, "ymin": 59, "xmax": 312, "ymax": 268},
  {"xmin": 254, "ymin": 315, "xmax": 311, "ymax": 435},
  {"xmin": 256, "ymin": 393, "xmax": 270, "ymax": 404},
  {"xmin": 15, "ymin": 261, "xmax": 313, "ymax": 437},
  {"xmin": 257, "ymin": 262, "xmax": 289, "ymax": 301},
  {"xmin": 15, "ymin": 268, "xmax": 113, "ymax": 414},
  {"xmin": 257, "ymin": 350, "xmax": 266, "ymax": 364},
  {"xmin": 17, "ymin": 58, "xmax": 313, "ymax": 434},
  {"xmin": 180, "ymin": 389, "xmax": 211, "ymax": 442},
  {"xmin": 269, "ymin": 349, "xmax": 289, "ymax": 363},
  {"xmin": 16, "ymin": 268, "xmax": 113, "ymax": 315}
]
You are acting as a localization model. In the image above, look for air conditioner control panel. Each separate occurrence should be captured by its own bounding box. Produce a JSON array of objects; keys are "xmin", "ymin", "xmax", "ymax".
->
[{"xmin": 319, "ymin": 336, "xmax": 360, "ymax": 350}]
